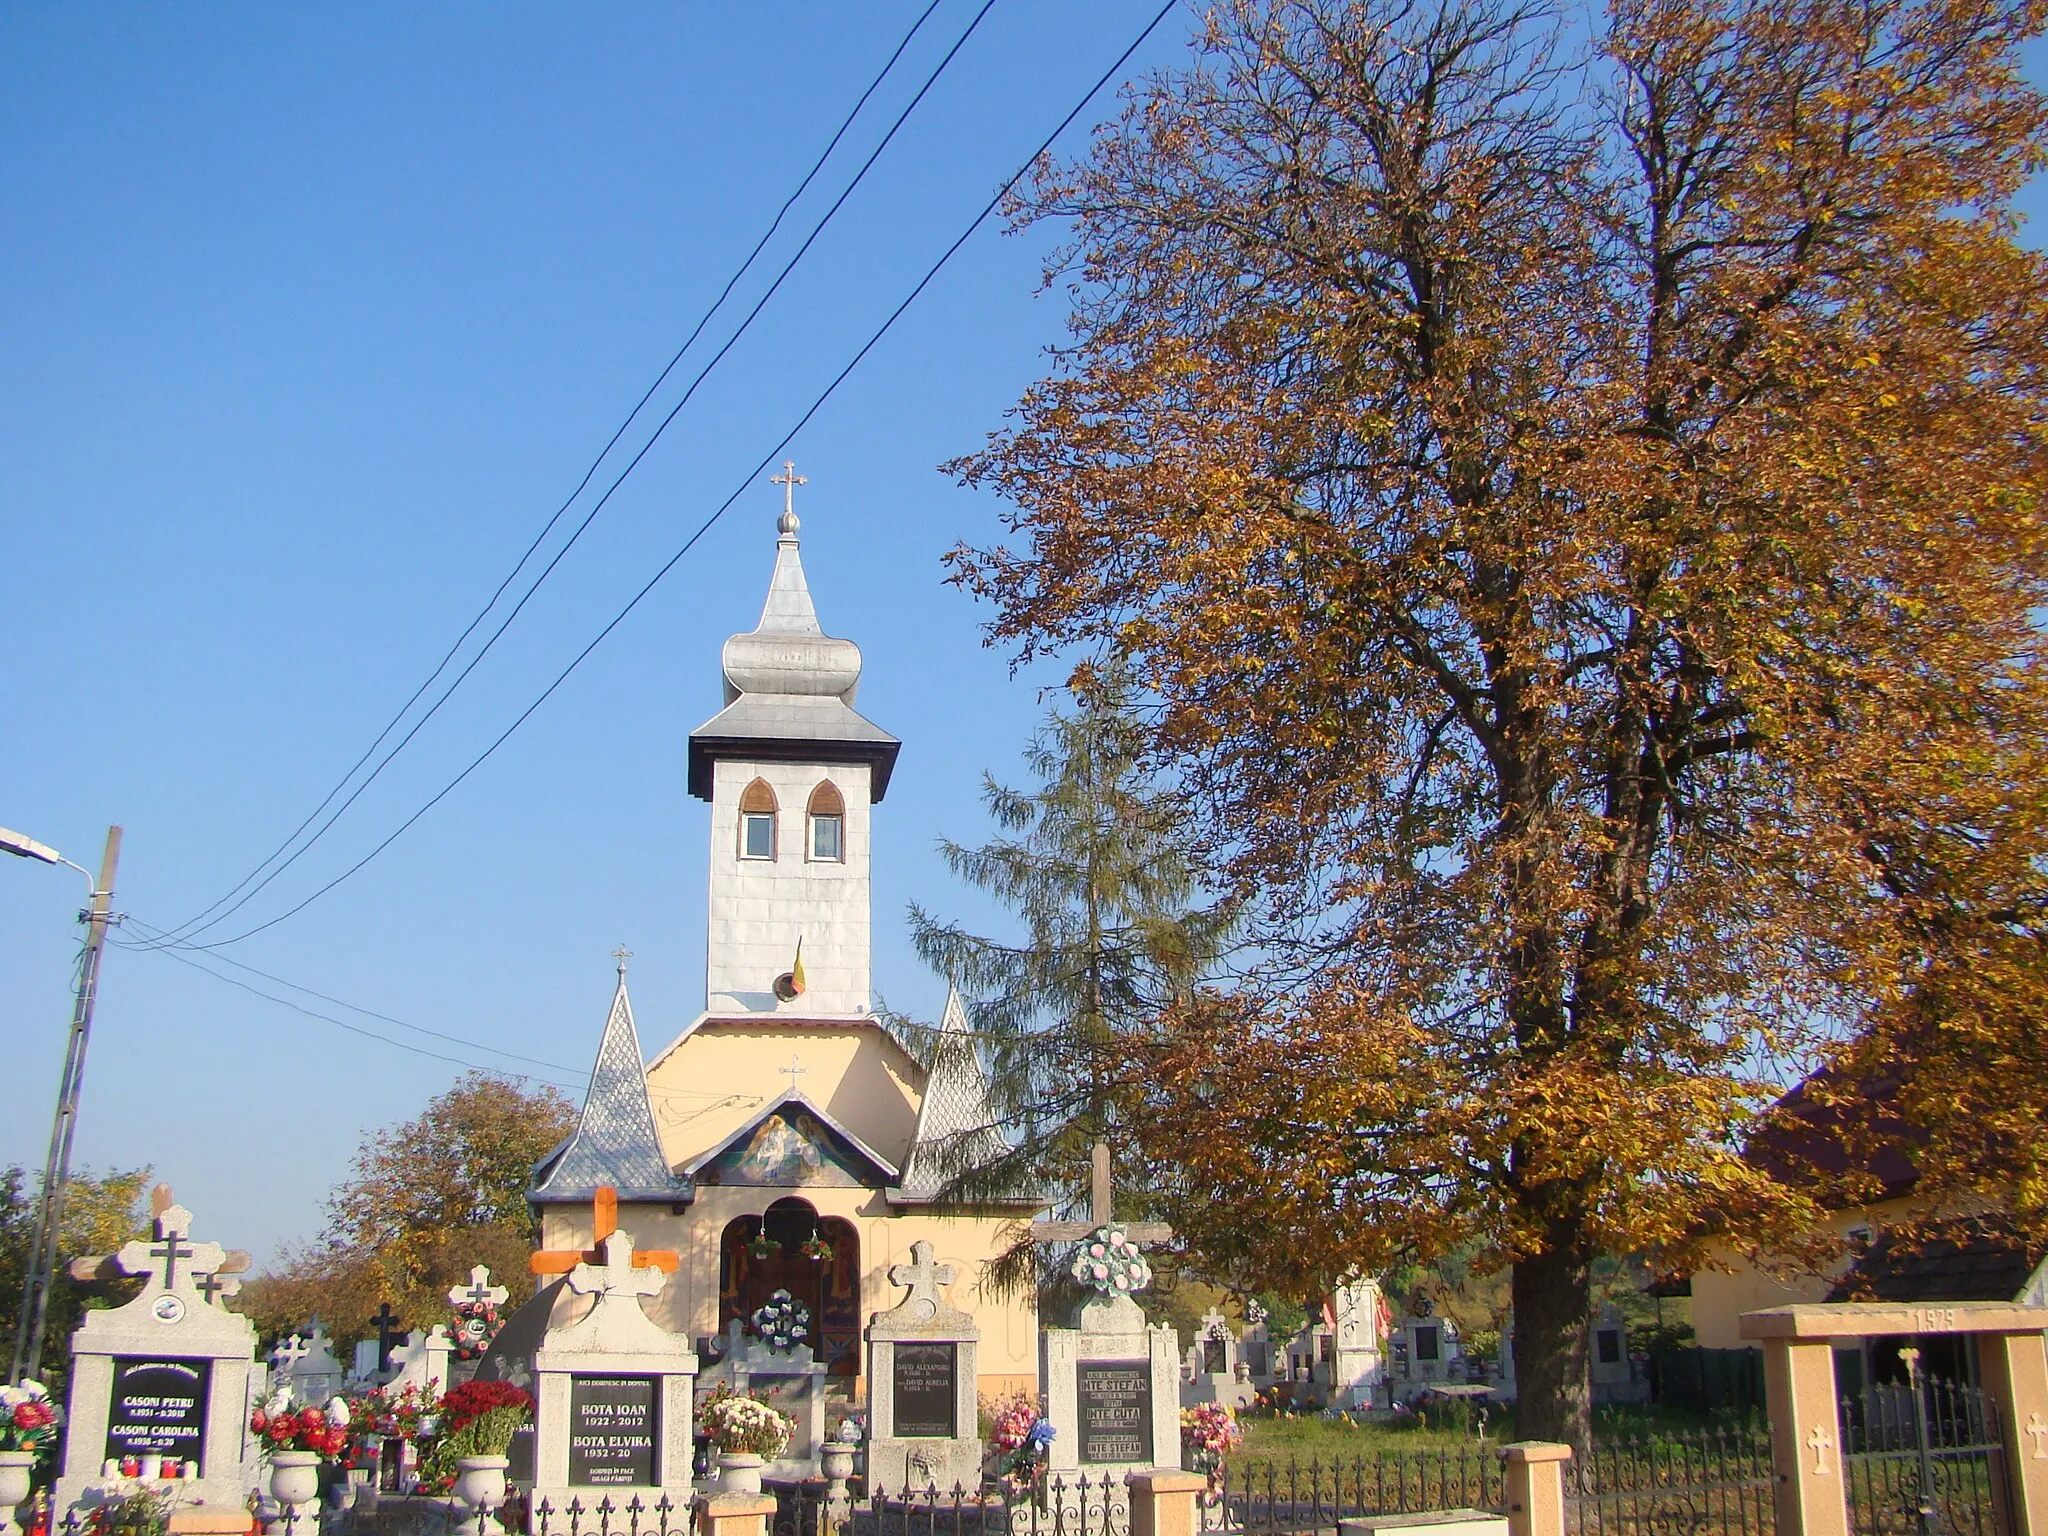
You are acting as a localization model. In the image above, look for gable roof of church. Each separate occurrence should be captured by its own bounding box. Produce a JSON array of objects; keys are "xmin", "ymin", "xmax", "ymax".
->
[
  {"xmin": 679, "ymin": 1089, "xmax": 901, "ymax": 1187},
  {"xmin": 531, "ymin": 973, "xmax": 692, "ymax": 1206},
  {"xmin": 687, "ymin": 507, "xmax": 900, "ymax": 801},
  {"xmin": 889, "ymin": 985, "xmax": 1022, "ymax": 1206}
]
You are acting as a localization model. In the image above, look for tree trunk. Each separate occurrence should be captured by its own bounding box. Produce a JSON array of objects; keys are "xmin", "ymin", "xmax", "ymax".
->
[{"xmin": 1511, "ymin": 1239, "xmax": 1595, "ymax": 1448}]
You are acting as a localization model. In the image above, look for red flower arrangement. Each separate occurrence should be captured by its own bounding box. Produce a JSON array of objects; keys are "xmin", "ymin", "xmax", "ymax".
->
[
  {"xmin": 438, "ymin": 1380, "xmax": 532, "ymax": 1433},
  {"xmin": 249, "ymin": 1402, "xmax": 350, "ymax": 1459}
]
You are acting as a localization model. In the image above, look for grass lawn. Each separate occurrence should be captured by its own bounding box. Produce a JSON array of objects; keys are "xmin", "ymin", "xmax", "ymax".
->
[{"xmin": 1228, "ymin": 1402, "xmax": 1764, "ymax": 1467}]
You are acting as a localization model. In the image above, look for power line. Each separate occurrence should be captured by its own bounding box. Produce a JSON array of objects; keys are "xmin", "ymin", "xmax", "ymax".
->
[
  {"xmin": 174, "ymin": 0, "xmax": 1182, "ymax": 948},
  {"xmin": 139, "ymin": 0, "xmax": 970, "ymax": 952},
  {"xmin": 117, "ymin": 920, "xmax": 586, "ymax": 1087}
]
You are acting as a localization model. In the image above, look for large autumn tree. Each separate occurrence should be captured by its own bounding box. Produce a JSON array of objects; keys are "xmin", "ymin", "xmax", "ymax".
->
[
  {"xmin": 950, "ymin": 0, "xmax": 2048, "ymax": 1441},
  {"xmin": 240, "ymin": 1072, "xmax": 576, "ymax": 1349}
]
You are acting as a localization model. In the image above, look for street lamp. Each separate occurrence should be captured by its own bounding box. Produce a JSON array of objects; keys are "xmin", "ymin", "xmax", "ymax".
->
[{"xmin": 1, "ymin": 824, "xmax": 122, "ymax": 1386}]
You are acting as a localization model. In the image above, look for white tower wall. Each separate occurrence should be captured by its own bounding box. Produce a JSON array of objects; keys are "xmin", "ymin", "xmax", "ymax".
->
[{"xmin": 705, "ymin": 757, "xmax": 873, "ymax": 1016}]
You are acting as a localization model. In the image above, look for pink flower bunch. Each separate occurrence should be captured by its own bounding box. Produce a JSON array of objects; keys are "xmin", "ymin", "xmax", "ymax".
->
[{"xmin": 1179, "ymin": 1403, "xmax": 1243, "ymax": 1493}]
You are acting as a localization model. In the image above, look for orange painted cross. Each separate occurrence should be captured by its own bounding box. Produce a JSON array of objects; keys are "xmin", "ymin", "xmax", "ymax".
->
[{"xmin": 529, "ymin": 1186, "xmax": 679, "ymax": 1275}]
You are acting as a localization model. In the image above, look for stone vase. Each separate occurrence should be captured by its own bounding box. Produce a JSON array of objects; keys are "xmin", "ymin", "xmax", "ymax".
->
[
  {"xmin": 453, "ymin": 1455, "xmax": 509, "ymax": 1536},
  {"xmin": 0, "ymin": 1451, "xmax": 35, "ymax": 1536},
  {"xmin": 269, "ymin": 1450, "xmax": 323, "ymax": 1532},
  {"xmin": 718, "ymin": 1451, "xmax": 764, "ymax": 1494}
]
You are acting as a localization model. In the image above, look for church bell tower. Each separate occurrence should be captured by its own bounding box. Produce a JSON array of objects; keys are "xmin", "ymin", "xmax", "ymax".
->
[{"xmin": 686, "ymin": 466, "xmax": 899, "ymax": 1017}]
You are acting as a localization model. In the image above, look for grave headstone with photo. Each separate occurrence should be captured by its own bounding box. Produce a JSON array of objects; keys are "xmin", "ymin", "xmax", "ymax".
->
[
  {"xmin": 56, "ymin": 1193, "xmax": 261, "ymax": 1519},
  {"xmin": 1035, "ymin": 1144, "xmax": 1181, "ymax": 1477},
  {"xmin": 531, "ymin": 1222, "xmax": 697, "ymax": 1514},
  {"xmin": 865, "ymin": 1241, "xmax": 981, "ymax": 1491}
]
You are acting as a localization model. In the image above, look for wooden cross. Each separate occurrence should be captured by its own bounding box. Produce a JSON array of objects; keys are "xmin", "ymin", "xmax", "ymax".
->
[
  {"xmin": 369, "ymin": 1302, "xmax": 404, "ymax": 1368},
  {"xmin": 1806, "ymin": 1424, "xmax": 1834, "ymax": 1476},
  {"xmin": 781, "ymin": 1055, "xmax": 810, "ymax": 1097},
  {"xmin": 2027, "ymin": 1414, "xmax": 2048, "ymax": 1461},
  {"xmin": 1028, "ymin": 1142, "xmax": 1172, "ymax": 1244},
  {"xmin": 529, "ymin": 1186, "xmax": 678, "ymax": 1276},
  {"xmin": 772, "ymin": 460, "xmax": 807, "ymax": 518}
]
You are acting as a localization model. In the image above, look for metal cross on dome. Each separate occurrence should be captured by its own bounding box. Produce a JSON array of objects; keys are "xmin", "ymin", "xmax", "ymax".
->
[{"xmin": 772, "ymin": 460, "xmax": 807, "ymax": 519}]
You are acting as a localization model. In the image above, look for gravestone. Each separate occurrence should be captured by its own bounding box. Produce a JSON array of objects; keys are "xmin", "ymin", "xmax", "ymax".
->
[
  {"xmin": 55, "ymin": 1194, "xmax": 260, "ymax": 1519},
  {"xmin": 385, "ymin": 1325, "xmax": 455, "ymax": 1395},
  {"xmin": 1239, "ymin": 1301, "xmax": 1278, "ymax": 1389},
  {"xmin": 1388, "ymin": 1296, "xmax": 1461, "ymax": 1395},
  {"xmin": 700, "ymin": 1316, "xmax": 830, "ymax": 1482},
  {"xmin": 1034, "ymin": 1143, "xmax": 1181, "ymax": 1477},
  {"xmin": 531, "ymin": 1224, "xmax": 697, "ymax": 1514},
  {"xmin": 1180, "ymin": 1311, "xmax": 1251, "ymax": 1411},
  {"xmin": 1329, "ymin": 1278, "xmax": 1386, "ymax": 1408},
  {"xmin": 272, "ymin": 1322, "xmax": 344, "ymax": 1406},
  {"xmin": 865, "ymin": 1240, "xmax": 981, "ymax": 1490}
]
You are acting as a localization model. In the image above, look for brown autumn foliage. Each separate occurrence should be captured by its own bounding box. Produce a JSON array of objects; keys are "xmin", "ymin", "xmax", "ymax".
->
[
  {"xmin": 950, "ymin": 0, "xmax": 2048, "ymax": 1442},
  {"xmin": 239, "ymin": 1072, "xmax": 575, "ymax": 1350}
]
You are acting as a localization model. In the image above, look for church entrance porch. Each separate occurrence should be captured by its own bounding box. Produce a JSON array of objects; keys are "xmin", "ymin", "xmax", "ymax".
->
[{"xmin": 719, "ymin": 1198, "xmax": 860, "ymax": 1377}]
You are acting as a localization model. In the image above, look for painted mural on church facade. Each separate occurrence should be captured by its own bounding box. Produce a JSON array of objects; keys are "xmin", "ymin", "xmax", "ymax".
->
[{"xmin": 694, "ymin": 1105, "xmax": 882, "ymax": 1188}]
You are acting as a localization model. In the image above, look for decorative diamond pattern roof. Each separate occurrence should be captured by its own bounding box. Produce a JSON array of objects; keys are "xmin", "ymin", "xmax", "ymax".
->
[
  {"xmin": 532, "ymin": 977, "xmax": 690, "ymax": 1204},
  {"xmin": 891, "ymin": 986, "xmax": 1013, "ymax": 1204}
]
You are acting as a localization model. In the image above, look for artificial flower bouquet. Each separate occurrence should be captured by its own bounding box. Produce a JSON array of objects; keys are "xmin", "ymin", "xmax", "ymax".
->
[
  {"xmin": 699, "ymin": 1384, "xmax": 793, "ymax": 1459},
  {"xmin": 250, "ymin": 1392, "xmax": 355, "ymax": 1459},
  {"xmin": 0, "ymin": 1380, "xmax": 61, "ymax": 1457},
  {"xmin": 360, "ymin": 1381, "xmax": 441, "ymax": 1443},
  {"xmin": 749, "ymin": 1289, "xmax": 812, "ymax": 1354},
  {"xmin": 985, "ymin": 1393, "xmax": 1054, "ymax": 1492},
  {"xmin": 1179, "ymin": 1403, "xmax": 1242, "ymax": 1494}
]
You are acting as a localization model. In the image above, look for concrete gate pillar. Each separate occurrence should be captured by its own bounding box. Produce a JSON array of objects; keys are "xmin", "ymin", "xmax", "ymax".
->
[{"xmin": 1744, "ymin": 1302, "xmax": 2048, "ymax": 1536}]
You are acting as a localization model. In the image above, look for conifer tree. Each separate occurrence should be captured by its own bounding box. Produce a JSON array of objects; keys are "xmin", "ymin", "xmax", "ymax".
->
[{"xmin": 905, "ymin": 668, "xmax": 1235, "ymax": 1280}]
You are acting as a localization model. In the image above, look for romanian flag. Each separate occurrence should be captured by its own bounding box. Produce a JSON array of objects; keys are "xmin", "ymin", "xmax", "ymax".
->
[{"xmin": 791, "ymin": 936, "xmax": 806, "ymax": 995}]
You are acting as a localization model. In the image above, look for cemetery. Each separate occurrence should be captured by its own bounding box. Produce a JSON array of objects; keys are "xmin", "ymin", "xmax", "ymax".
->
[{"xmin": 8, "ymin": 486, "xmax": 2048, "ymax": 1536}]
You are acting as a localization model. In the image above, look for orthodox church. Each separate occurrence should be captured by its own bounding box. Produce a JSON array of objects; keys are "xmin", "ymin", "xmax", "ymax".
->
[{"xmin": 524, "ymin": 477, "xmax": 1040, "ymax": 1402}]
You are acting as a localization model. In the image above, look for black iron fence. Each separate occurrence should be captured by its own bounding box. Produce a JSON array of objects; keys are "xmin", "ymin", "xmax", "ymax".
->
[
  {"xmin": 1203, "ymin": 1448, "xmax": 1505, "ymax": 1533},
  {"xmin": 1840, "ymin": 1377, "xmax": 2010, "ymax": 1536},
  {"xmin": 1564, "ymin": 1429, "xmax": 1774, "ymax": 1536}
]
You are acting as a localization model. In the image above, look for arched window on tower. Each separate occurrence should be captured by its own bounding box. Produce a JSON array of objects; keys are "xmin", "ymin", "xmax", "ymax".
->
[
  {"xmin": 739, "ymin": 778, "xmax": 778, "ymax": 860},
  {"xmin": 807, "ymin": 781, "xmax": 844, "ymax": 862}
]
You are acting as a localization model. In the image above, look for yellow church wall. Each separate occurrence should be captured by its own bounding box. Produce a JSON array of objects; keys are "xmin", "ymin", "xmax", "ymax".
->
[
  {"xmin": 539, "ymin": 1191, "xmax": 1039, "ymax": 1401},
  {"xmin": 644, "ymin": 1020, "xmax": 924, "ymax": 1171},
  {"xmin": 1689, "ymin": 1197, "xmax": 1909, "ymax": 1348}
]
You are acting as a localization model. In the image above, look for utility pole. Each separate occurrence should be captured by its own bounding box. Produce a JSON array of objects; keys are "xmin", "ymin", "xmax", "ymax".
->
[{"xmin": 9, "ymin": 825, "xmax": 121, "ymax": 1386}]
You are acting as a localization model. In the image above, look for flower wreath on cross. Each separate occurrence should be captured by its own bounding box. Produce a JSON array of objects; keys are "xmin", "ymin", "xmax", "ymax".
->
[
  {"xmin": 750, "ymin": 1288, "xmax": 811, "ymax": 1353},
  {"xmin": 452, "ymin": 1297, "xmax": 502, "ymax": 1361},
  {"xmin": 1070, "ymin": 1225, "xmax": 1153, "ymax": 1294}
]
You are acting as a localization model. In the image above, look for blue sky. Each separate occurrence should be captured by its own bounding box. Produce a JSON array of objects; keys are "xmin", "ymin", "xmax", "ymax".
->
[
  {"xmin": 0, "ymin": 1, "xmax": 1188, "ymax": 1262},
  {"xmin": 4, "ymin": 4, "xmax": 2046, "ymax": 1269}
]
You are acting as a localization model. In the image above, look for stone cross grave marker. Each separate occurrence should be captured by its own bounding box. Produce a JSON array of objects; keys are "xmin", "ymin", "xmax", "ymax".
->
[
  {"xmin": 1033, "ymin": 1142, "xmax": 1180, "ymax": 1476},
  {"xmin": 867, "ymin": 1241, "xmax": 982, "ymax": 1491},
  {"xmin": 451, "ymin": 1265, "xmax": 510, "ymax": 1310},
  {"xmin": 530, "ymin": 1202, "xmax": 697, "ymax": 1514},
  {"xmin": 53, "ymin": 1191, "xmax": 260, "ymax": 1521}
]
